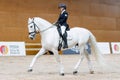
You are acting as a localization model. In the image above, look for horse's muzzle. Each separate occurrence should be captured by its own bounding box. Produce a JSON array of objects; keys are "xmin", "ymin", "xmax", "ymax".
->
[
  {"xmin": 29, "ymin": 35, "xmax": 34, "ymax": 40},
  {"xmin": 29, "ymin": 32, "xmax": 35, "ymax": 40},
  {"xmin": 30, "ymin": 36, "xmax": 34, "ymax": 40}
]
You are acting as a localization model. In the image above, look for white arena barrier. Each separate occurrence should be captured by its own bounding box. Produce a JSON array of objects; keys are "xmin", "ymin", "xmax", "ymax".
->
[
  {"xmin": 25, "ymin": 43, "xmax": 41, "ymax": 51},
  {"xmin": 63, "ymin": 42, "xmax": 111, "ymax": 55},
  {"xmin": 97, "ymin": 42, "xmax": 111, "ymax": 54},
  {"xmin": 111, "ymin": 42, "xmax": 120, "ymax": 54},
  {"xmin": 0, "ymin": 42, "xmax": 26, "ymax": 56}
]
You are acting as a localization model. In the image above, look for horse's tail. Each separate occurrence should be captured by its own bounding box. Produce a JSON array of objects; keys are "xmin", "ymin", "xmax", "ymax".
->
[{"xmin": 88, "ymin": 32, "xmax": 105, "ymax": 66}]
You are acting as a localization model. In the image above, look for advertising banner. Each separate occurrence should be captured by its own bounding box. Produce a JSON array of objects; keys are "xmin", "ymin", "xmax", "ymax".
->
[
  {"xmin": 97, "ymin": 42, "xmax": 111, "ymax": 54},
  {"xmin": 111, "ymin": 42, "xmax": 120, "ymax": 54},
  {"xmin": 0, "ymin": 42, "xmax": 26, "ymax": 56}
]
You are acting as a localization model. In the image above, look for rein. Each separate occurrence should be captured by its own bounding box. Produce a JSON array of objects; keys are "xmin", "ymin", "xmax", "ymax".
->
[
  {"xmin": 40, "ymin": 24, "xmax": 55, "ymax": 33},
  {"xmin": 29, "ymin": 18, "xmax": 55, "ymax": 34}
]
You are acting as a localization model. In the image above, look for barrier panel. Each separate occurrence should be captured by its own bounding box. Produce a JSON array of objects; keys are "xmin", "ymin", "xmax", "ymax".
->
[
  {"xmin": 63, "ymin": 42, "xmax": 111, "ymax": 54},
  {"xmin": 0, "ymin": 42, "xmax": 26, "ymax": 56},
  {"xmin": 97, "ymin": 42, "xmax": 111, "ymax": 54},
  {"xmin": 25, "ymin": 43, "xmax": 63, "ymax": 55},
  {"xmin": 25, "ymin": 43, "xmax": 41, "ymax": 55},
  {"xmin": 111, "ymin": 42, "xmax": 120, "ymax": 54},
  {"xmin": 25, "ymin": 42, "xmax": 111, "ymax": 55},
  {"xmin": 63, "ymin": 43, "xmax": 90, "ymax": 54}
]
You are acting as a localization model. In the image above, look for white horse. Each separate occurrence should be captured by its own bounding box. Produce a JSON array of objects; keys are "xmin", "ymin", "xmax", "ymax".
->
[{"xmin": 27, "ymin": 17, "xmax": 104, "ymax": 76}]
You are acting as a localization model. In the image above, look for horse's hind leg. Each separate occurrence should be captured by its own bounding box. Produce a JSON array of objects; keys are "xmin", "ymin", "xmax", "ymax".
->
[
  {"xmin": 84, "ymin": 50, "xmax": 94, "ymax": 74},
  {"xmin": 28, "ymin": 48, "xmax": 46, "ymax": 72},
  {"xmin": 73, "ymin": 46, "xmax": 85, "ymax": 74}
]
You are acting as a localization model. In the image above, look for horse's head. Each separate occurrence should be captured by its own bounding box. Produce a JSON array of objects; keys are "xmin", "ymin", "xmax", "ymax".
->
[
  {"xmin": 28, "ymin": 18, "xmax": 39, "ymax": 40},
  {"xmin": 28, "ymin": 17, "xmax": 52, "ymax": 40}
]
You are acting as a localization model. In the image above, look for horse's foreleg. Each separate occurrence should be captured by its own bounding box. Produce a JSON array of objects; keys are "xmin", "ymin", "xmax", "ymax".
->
[
  {"xmin": 84, "ymin": 50, "xmax": 94, "ymax": 74},
  {"xmin": 53, "ymin": 50, "xmax": 64, "ymax": 76},
  {"xmin": 28, "ymin": 48, "xmax": 46, "ymax": 72}
]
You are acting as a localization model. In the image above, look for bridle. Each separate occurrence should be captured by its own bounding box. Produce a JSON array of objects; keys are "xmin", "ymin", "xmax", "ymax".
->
[
  {"xmin": 28, "ymin": 18, "xmax": 39, "ymax": 36},
  {"xmin": 28, "ymin": 18, "xmax": 55, "ymax": 36}
]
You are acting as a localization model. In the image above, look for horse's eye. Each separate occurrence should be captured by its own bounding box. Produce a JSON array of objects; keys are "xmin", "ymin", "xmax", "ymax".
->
[{"xmin": 30, "ymin": 26, "xmax": 33, "ymax": 28}]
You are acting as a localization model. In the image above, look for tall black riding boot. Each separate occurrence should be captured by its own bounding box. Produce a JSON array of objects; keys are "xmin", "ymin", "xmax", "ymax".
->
[
  {"xmin": 62, "ymin": 33, "xmax": 68, "ymax": 48},
  {"xmin": 57, "ymin": 27, "xmax": 63, "ymax": 37},
  {"xmin": 57, "ymin": 27, "xmax": 63, "ymax": 51}
]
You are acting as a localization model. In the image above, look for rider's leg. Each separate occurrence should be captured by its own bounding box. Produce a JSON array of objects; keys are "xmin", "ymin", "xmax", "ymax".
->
[
  {"xmin": 62, "ymin": 32, "xmax": 68, "ymax": 48},
  {"xmin": 57, "ymin": 26, "xmax": 63, "ymax": 37},
  {"xmin": 61, "ymin": 26, "xmax": 68, "ymax": 48},
  {"xmin": 57, "ymin": 25, "xmax": 68, "ymax": 48}
]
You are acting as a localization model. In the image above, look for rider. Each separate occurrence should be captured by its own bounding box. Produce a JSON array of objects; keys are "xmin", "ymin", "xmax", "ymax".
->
[{"xmin": 55, "ymin": 3, "xmax": 69, "ymax": 49}]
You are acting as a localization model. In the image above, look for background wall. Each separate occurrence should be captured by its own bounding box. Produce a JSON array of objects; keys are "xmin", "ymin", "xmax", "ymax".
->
[{"xmin": 0, "ymin": 0, "xmax": 120, "ymax": 43}]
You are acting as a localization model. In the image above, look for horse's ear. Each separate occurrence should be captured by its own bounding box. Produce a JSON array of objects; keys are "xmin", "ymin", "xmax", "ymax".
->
[
  {"xmin": 28, "ymin": 18, "xmax": 32, "ymax": 23},
  {"xmin": 28, "ymin": 18, "xmax": 31, "ymax": 21}
]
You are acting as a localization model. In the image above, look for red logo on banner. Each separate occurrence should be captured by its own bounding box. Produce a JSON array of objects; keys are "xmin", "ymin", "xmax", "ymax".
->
[
  {"xmin": 0, "ymin": 45, "xmax": 8, "ymax": 54},
  {"xmin": 114, "ymin": 44, "xmax": 119, "ymax": 51}
]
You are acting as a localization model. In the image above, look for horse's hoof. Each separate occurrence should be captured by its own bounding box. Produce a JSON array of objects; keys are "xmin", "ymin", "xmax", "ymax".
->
[
  {"xmin": 60, "ymin": 73, "xmax": 65, "ymax": 76},
  {"xmin": 73, "ymin": 71, "xmax": 78, "ymax": 75},
  {"xmin": 90, "ymin": 71, "xmax": 94, "ymax": 74},
  {"xmin": 28, "ymin": 69, "xmax": 33, "ymax": 72}
]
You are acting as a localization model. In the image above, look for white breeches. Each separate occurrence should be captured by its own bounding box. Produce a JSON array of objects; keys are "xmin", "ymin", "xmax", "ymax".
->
[{"xmin": 61, "ymin": 26, "xmax": 66, "ymax": 35}]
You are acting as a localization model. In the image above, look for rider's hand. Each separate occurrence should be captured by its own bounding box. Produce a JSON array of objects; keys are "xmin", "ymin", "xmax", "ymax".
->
[{"xmin": 53, "ymin": 21, "xmax": 59, "ymax": 26}]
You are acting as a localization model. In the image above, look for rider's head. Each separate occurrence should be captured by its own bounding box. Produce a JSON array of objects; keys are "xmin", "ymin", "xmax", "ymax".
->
[{"xmin": 58, "ymin": 3, "xmax": 66, "ymax": 11}]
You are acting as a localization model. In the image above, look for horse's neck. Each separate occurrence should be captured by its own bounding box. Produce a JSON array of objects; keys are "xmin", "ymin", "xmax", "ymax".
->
[
  {"xmin": 40, "ymin": 26, "xmax": 59, "ymax": 46},
  {"xmin": 35, "ymin": 17, "xmax": 52, "ymax": 32},
  {"xmin": 40, "ymin": 25, "xmax": 57, "ymax": 37}
]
